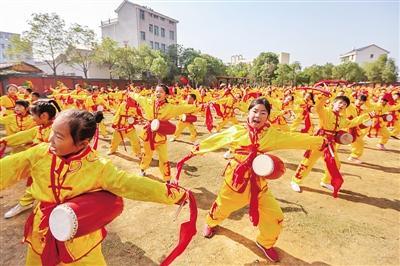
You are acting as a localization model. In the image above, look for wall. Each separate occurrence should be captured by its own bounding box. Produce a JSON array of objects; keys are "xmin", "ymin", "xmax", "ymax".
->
[{"xmin": 356, "ymin": 46, "xmax": 389, "ymax": 65}]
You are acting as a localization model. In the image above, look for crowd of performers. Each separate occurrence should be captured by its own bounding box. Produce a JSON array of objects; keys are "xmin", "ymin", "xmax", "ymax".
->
[{"xmin": 0, "ymin": 81, "xmax": 399, "ymax": 265}]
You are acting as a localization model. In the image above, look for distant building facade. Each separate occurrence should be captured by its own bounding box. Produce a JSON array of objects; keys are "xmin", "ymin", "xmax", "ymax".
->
[
  {"xmin": 0, "ymin": 31, "xmax": 32, "ymax": 63},
  {"xmin": 340, "ymin": 44, "xmax": 389, "ymax": 64},
  {"xmin": 101, "ymin": 0, "xmax": 178, "ymax": 52},
  {"xmin": 278, "ymin": 52, "xmax": 290, "ymax": 64}
]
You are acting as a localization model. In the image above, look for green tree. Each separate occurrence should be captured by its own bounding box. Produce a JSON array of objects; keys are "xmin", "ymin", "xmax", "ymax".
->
[
  {"xmin": 65, "ymin": 24, "xmax": 97, "ymax": 79},
  {"xmin": 20, "ymin": 13, "xmax": 68, "ymax": 76},
  {"xmin": 332, "ymin": 62, "xmax": 366, "ymax": 82},
  {"xmin": 93, "ymin": 37, "xmax": 119, "ymax": 81},
  {"xmin": 201, "ymin": 54, "xmax": 227, "ymax": 86},
  {"xmin": 187, "ymin": 57, "xmax": 207, "ymax": 87},
  {"xmin": 382, "ymin": 58, "xmax": 398, "ymax": 83},
  {"xmin": 179, "ymin": 48, "xmax": 201, "ymax": 75},
  {"xmin": 113, "ymin": 46, "xmax": 139, "ymax": 81},
  {"xmin": 6, "ymin": 35, "xmax": 33, "ymax": 62},
  {"xmin": 150, "ymin": 56, "xmax": 169, "ymax": 82},
  {"xmin": 226, "ymin": 62, "xmax": 251, "ymax": 78},
  {"xmin": 273, "ymin": 64, "xmax": 292, "ymax": 86},
  {"xmin": 363, "ymin": 54, "xmax": 398, "ymax": 83},
  {"xmin": 251, "ymin": 52, "xmax": 279, "ymax": 85}
]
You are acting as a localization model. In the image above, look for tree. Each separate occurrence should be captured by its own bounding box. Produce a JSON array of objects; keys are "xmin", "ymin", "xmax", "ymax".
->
[
  {"xmin": 382, "ymin": 58, "xmax": 398, "ymax": 83},
  {"xmin": 21, "ymin": 13, "xmax": 69, "ymax": 76},
  {"xmin": 94, "ymin": 37, "xmax": 119, "ymax": 81},
  {"xmin": 5, "ymin": 35, "xmax": 33, "ymax": 62},
  {"xmin": 363, "ymin": 54, "xmax": 398, "ymax": 83},
  {"xmin": 65, "ymin": 24, "xmax": 97, "ymax": 79},
  {"xmin": 179, "ymin": 48, "xmax": 201, "ymax": 75},
  {"xmin": 227, "ymin": 62, "xmax": 251, "ymax": 78},
  {"xmin": 113, "ymin": 46, "xmax": 139, "ymax": 81},
  {"xmin": 251, "ymin": 52, "xmax": 279, "ymax": 85},
  {"xmin": 150, "ymin": 56, "xmax": 169, "ymax": 82},
  {"xmin": 273, "ymin": 64, "xmax": 292, "ymax": 86},
  {"xmin": 187, "ymin": 57, "xmax": 207, "ymax": 87},
  {"xmin": 332, "ymin": 62, "xmax": 366, "ymax": 82},
  {"xmin": 201, "ymin": 54, "xmax": 227, "ymax": 86}
]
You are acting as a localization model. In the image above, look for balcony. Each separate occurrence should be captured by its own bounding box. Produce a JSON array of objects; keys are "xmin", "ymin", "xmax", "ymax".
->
[{"xmin": 101, "ymin": 18, "xmax": 118, "ymax": 27}]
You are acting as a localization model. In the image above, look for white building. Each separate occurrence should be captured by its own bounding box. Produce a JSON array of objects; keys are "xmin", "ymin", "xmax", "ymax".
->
[
  {"xmin": 278, "ymin": 52, "xmax": 290, "ymax": 64},
  {"xmin": 230, "ymin": 55, "xmax": 252, "ymax": 65},
  {"xmin": 100, "ymin": 0, "xmax": 178, "ymax": 52},
  {"xmin": 0, "ymin": 31, "xmax": 33, "ymax": 63},
  {"xmin": 339, "ymin": 44, "xmax": 389, "ymax": 64}
]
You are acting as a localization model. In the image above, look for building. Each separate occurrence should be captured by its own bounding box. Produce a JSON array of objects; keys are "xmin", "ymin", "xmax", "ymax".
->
[
  {"xmin": 0, "ymin": 31, "xmax": 33, "ymax": 63},
  {"xmin": 100, "ymin": 0, "xmax": 178, "ymax": 52},
  {"xmin": 230, "ymin": 55, "xmax": 252, "ymax": 65},
  {"xmin": 339, "ymin": 44, "xmax": 389, "ymax": 64},
  {"xmin": 278, "ymin": 52, "xmax": 290, "ymax": 64}
]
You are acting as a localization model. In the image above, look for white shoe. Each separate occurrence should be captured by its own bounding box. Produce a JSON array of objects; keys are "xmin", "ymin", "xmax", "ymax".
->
[
  {"xmin": 223, "ymin": 150, "xmax": 233, "ymax": 159},
  {"xmin": 347, "ymin": 156, "xmax": 362, "ymax": 164},
  {"xmin": 290, "ymin": 181, "xmax": 301, "ymax": 192},
  {"xmin": 320, "ymin": 182, "xmax": 334, "ymax": 192},
  {"xmin": 106, "ymin": 150, "xmax": 116, "ymax": 155},
  {"xmin": 169, "ymin": 137, "xmax": 176, "ymax": 142},
  {"xmin": 376, "ymin": 144, "xmax": 386, "ymax": 150},
  {"xmin": 4, "ymin": 203, "xmax": 33, "ymax": 219},
  {"xmin": 139, "ymin": 170, "xmax": 146, "ymax": 177}
]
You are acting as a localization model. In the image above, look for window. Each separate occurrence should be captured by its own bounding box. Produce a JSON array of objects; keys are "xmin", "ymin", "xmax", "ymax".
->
[
  {"xmin": 154, "ymin": 15, "xmax": 159, "ymax": 19},
  {"xmin": 149, "ymin": 24, "xmax": 153, "ymax": 33},
  {"xmin": 370, "ymin": 54, "xmax": 374, "ymax": 59},
  {"xmin": 161, "ymin": 28, "xmax": 165, "ymax": 37},
  {"xmin": 140, "ymin": 9, "xmax": 145, "ymax": 20},
  {"xmin": 160, "ymin": 17, "xmax": 165, "ymax": 21},
  {"xmin": 155, "ymin": 42, "xmax": 160, "ymax": 50},
  {"xmin": 161, "ymin": 43, "xmax": 166, "ymax": 52},
  {"xmin": 154, "ymin": 25, "xmax": 159, "ymax": 36},
  {"xmin": 150, "ymin": 41, "xmax": 154, "ymax": 49},
  {"xmin": 169, "ymin": 30, "xmax": 174, "ymax": 40},
  {"xmin": 140, "ymin": 31, "xmax": 146, "ymax": 41},
  {"xmin": 169, "ymin": 20, "xmax": 174, "ymax": 25}
]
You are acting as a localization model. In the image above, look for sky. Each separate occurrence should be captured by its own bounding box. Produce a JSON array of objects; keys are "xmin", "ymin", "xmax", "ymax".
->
[{"xmin": 1, "ymin": 0, "xmax": 399, "ymax": 67}]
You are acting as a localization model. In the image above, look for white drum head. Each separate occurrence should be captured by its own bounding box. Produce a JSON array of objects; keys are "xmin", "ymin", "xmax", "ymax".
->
[
  {"xmin": 339, "ymin": 133, "xmax": 353, "ymax": 145},
  {"xmin": 252, "ymin": 154, "xmax": 274, "ymax": 177},
  {"xmin": 386, "ymin": 114, "xmax": 393, "ymax": 122},
  {"xmin": 97, "ymin": 105, "xmax": 104, "ymax": 111},
  {"xmin": 181, "ymin": 114, "xmax": 187, "ymax": 122},
  {"xmin": 49, "ymin": 205, "xmax": 78, "ymax": 241},
  {"xmin": 362, "ymin": 120, "xmax": 373, "ymax": 127},
  {"xmin": 127, "ymin": 117, "xmax": 135, "ymax": 124},
  {"xmin": 150, "ymin": 119, "xmax": 160, "ymax": 131}
]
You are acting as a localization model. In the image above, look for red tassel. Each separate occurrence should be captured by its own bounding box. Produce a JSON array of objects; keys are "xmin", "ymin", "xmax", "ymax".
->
[
  {"xmin": 205, "ymin": 105, "xmax": 214, "ymax": 132},
  {"xmin": 323, "ymin": 144, "xmax": 343, "ymax": 198},
  {"xmin": 92, "ymin": 127, "xmax": 99, "ymax": 150},
  {"xmin": 301, "ymin": 110, "xmax": 311, "ymax": 133},
  {"xmin": 160, "ymin": 191, "xmax": 198, "ymax": 266}
]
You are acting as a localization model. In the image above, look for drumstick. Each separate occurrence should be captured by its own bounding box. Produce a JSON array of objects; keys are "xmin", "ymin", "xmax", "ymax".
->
[{"xmin": 173, "ymin": 191, "xmax": 188, "ymax": 221}]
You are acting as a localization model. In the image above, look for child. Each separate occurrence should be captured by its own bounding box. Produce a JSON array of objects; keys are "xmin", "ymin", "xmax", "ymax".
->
[
  {"xmin": 0, "ymin": 109, "xmax": 191, "ymax": 265},
  {"xmin": 0, "ymin": 84, "xmax": 18, "ymax": 116},
  {"xmin": 0, "ymin": 100, "xmax": 35, "ymax": 136},
  {"xmin": 175, "ymin": 98, "xmax": 325, "ymax": 262},
  {"xmin": 1, "ymin": 100, "xmax": 61, "ymax": 218},
  {"xmin": 170, "ymin": 93, "xmax": 198, "ymax": 142}
]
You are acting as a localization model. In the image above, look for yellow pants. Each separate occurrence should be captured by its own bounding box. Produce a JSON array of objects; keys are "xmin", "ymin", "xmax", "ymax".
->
[
  {"xmin": 26, "ymin": 244, "xmax": 106, "ymax": 265},
  {"xmin": 206, "ymin": 182, "xmax": 283, "ymax": 249},
  {"xmin": 99, "ymin": 121, "xmax": 107, "ymax": 138},
  {"xmin": 350, "ymin": 131, "xmax": 367, "ymax": 159},
  {"xmin": 174, "ymin": 121, "xmax": 197, "ymax": 141},
  {"xmin": 390, "ymin": 119, "xmax": 400, "ymax": 136},
  {"xmin": 216, "ymin": 117, "xmax": 238, "ymax": 132},
  {"xmin": 140, "ymin": 141, "xmax": 171, "ymax": 181},
  {"xmin": 19, "ymin": 186, "xmax": 34, "ymax": 206},
  {"xmin": 292, "ymin": 148, "xmax": 340, "ymax": 185},
  {"xmin": 109, "ymin": 129, "xmax": 141, "ymax": 156}
]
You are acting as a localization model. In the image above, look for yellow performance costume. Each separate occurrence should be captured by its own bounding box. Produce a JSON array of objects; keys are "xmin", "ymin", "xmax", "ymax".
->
[
  {"xmin": 109, "ymin": 100, "xmax": 142, "ymax": 156},
  {"xmin": 292, "ymin": 95, "xmax": 370, "ymax": 187},
  {"xmin": 0, "ymin": 113, "xmax": 35, "ymax": 136},
  {"xmin": 214, "ymin": 90, "xmax": 239, "ymax": 132},
  {"xmin": 0, "ymin": 143, "xmax": 185, "ymax": 265},
  {"xmin": 0, "ymin": 94, "xmax": 17, "ymax": 116},
  {"xmin": 132, "ymin": 94, "xmax": 198, "ymax": 181},
  {"xmin": 346, "ymin": 103, "xmax": 370, "ymax": 159},
  {"xmin": 368, "ymin": 101, "xmax": 400, "ymax": 145},
  {"xmin": 189, "ymin": 123, "xmax": 324, "ymax": 249},
  {"xmin": 85, "ymin": 95, "xmax": 110, "ymax": 137}
]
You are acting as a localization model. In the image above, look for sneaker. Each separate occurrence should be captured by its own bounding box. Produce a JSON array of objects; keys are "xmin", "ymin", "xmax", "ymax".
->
[
  {"xmin": 223, "ymin": 150, "xmax": 233, "ymax": 159},
  {"xmin": 376, "ymin": 144, "xmax": 386, "ymax": 150},
  {"xmin": 203, "ymin": 225, "xmax": 216, "ymax": 238},
  {"xmin": 320, "ymin": 182, "xmax": 334, "ymax": 192},
  {"xmin": 290, "ymin": 181, "xmax": 301, "ymax": 192},
  {"xmin": 4, "ymin": 203, "xmax": 34, "ymax": 219},
  {"xmin": 169, "ymin": 137, "xmax": 176, "ymax": 142},
  {"xmin": 347, "ymin": 156, "xmax": 362, "ymax": 164},
  {"xmin": 139, "ymin": 170, "xmax": 146, "ymax": 177},
  {"xmin": 256, "ymin": 242, "xmax": 280, "ymax": 263}
]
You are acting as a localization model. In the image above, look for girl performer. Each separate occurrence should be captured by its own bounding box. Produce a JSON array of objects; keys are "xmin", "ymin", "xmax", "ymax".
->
[{"xmin": 0, "ymin": 100, "xmax": 35, "ymax": 136}]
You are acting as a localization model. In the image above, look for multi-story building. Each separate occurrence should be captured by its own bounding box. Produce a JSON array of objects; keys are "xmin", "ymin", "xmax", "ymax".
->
[
  {"xmin": 339, "ymin": 44, "xmax": 389, "ymax": 64},
  {"xmin": 0, "ymin": 31, "xmax": 32, "ymax": 63},
  {"xmin": 100, "ymin": 0, "xmax": 178, "ymax": 52},
  {"xmin": 278, "ymin": 52, "xmax": 290, "ymax": 64}
]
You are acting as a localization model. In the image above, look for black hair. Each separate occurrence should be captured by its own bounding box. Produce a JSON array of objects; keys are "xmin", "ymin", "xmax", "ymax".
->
[
  {"xmin": 15, "ymin": 100, "xmax": 30, "ymax": 109},
  {"xmin": 358, "ymin": 95, "xmax": 367, "ymax": 102},
  {"xmin": 30, "ymin": 100, "xmax": 61, "ymax": 120},
  {"xmin": 248, "ymin": 97, "xmax": 272, "ymax": 116},
  {"xmin": 58, "ymin": 110, "xmax": 104, "ymax": 145},
  {"xmin": 26, "ymin": 88, "xmax": 33, "ymax": 93},
  {"xmin": 189, "ymin": 93, "xmax": 197, "ymax": 101},
  {"xmin": 334, "ymin": 95, "xmax": 350, "ymax": 107},
  {"xmin": 306, "ymin": 92, "xmax": 315, "ymax": 104},
  {"xmin": 32, "ymin": 92, "xmax": 41, "ymax": 98},
  {"xmin": 157, "ymin": 84, "xmax": 170, "ymax": 95}
]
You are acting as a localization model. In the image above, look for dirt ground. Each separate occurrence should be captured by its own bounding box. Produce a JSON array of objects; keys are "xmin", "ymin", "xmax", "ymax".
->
[{"xmin": 0, "ymin": 114, "xmax": 399, "ymax": 266}]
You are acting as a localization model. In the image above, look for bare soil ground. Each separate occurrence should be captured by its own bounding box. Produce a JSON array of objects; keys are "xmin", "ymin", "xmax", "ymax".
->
[{"xmin": 1, "ymin": 115, "xmax": 399, "ymax": 266}]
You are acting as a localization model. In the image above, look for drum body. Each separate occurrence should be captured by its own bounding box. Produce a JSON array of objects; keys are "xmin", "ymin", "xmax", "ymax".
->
[
  {"xmin": 359, "ymin": 119, "xmax": 373, "ymax": 129},
  {"xmin": 127, "ymin": 117, "xmax": 135, "ymax": 125},
  {"xmin": 335, "ymin": 130, "xmax": 354, "ymax": 145},
  {"xmin": 182, "ymin": 114, "xmax": 197, "ymax": 123},
  {"xmin": 252, "ymin": 154, "xmax": 285, "ymax": 179},
  {"xmin": 49, "ymin": 191, "xmax": 124, "ymax": 241},
  {"xmin": 150, "ymin": 119, "xmax": 176, "ymax": 135},
  {"xmin": 382, "ymin": 114, "xmax": 393, "ymax": 122}
]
